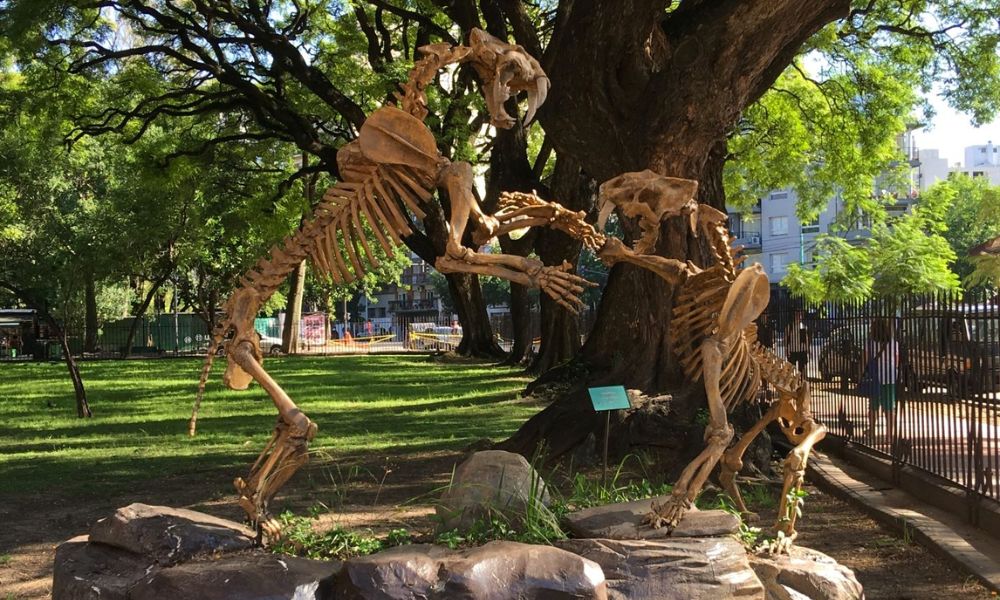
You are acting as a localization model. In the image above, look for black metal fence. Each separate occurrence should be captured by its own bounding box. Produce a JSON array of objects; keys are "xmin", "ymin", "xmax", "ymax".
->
[{"xmin": 764, "ymin": 290, "xmax": 1000, "ymax": 506}]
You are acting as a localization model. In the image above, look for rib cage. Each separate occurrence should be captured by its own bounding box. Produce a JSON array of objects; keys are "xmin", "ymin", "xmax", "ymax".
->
[
  {"xmin": 235, "ymin": 163, "xmax": 433, "ymax": 306},
  {"xmin": 672, "ymin": 266, "xmax": 762, "ymax": 412}
]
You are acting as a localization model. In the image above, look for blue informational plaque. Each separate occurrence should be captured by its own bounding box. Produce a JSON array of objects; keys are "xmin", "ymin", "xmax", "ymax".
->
[{"xmin": 588, "ymin": 386, "xmax": 631, "ymax": 412}]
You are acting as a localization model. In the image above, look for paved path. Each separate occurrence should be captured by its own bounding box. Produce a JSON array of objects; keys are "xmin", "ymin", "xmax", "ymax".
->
[{"xmin": 808, "ymin": 449, "xmax": 1000, "ymax": 593}]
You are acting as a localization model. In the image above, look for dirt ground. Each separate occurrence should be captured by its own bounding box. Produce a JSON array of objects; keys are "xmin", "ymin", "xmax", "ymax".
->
[{"xmin": 0, "ymin": 449, "xmax": 995, "ymax": 599}]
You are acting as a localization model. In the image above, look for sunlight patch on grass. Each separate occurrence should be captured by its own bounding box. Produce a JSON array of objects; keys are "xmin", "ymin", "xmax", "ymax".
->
[{"xmin": 0, "ymin": 356, "xmax": 533, "ymax": 496}]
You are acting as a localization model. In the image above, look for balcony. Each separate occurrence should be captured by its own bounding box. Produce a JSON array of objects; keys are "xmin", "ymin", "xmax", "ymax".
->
[{"xmin": 733, "ymin": 232, "xmax": 762, "ymax": 251}]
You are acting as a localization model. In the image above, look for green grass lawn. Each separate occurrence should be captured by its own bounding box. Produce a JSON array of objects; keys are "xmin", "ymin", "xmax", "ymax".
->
[{"xmin": 0, "ymin": 356, "xmax": 534, "ymax": 500}]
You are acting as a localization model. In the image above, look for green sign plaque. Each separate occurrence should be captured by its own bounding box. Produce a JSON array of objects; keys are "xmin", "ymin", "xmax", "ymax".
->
[{"xmin": 588, "ymin": 386, "xmax": 631, "ymax": 412}]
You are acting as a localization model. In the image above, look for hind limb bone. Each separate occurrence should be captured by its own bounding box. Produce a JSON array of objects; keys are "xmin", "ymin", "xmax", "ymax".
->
[{"xmin": 228, "ymin": 341, "xmax": 317, "ymax": 539}]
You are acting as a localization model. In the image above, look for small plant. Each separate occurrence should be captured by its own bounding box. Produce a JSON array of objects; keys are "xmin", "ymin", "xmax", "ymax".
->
[
  {"xmin": 783, "ymin": 487, "xmax": 808, "ymax": 523},
  {"xmin": 901, "ymin": 520, "xmax": 914, "ymax": 545},
  {"xmin": 557, "ymin": 454, "xmax": 672, "ymax": 512},
  {"xmin": 435, "ymin": 528, "xmax": 467, "ymax": 549},
  {"xmin": 739, "ymin": 483, "xmax": 777, "ymax": 510},
  {"xmin": 714, "ymin": 494, "xmax": 761, "ymax": 548},
  {"xmin": 0, "ymin": 554, "xmax": 11, "ymax": 566},
  {"xmin": 386, "ymin": 528, "xmax": 412, "ymax": 546},
  {"xmin": 271, "ymin": 511, "xmax": 392, "ymax": 560}
]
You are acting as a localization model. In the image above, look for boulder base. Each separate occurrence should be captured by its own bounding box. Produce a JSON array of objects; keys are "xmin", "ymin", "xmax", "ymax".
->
[
  {"xmin": 89, "ymin": 503, "xmax": 254, "ymax": 565},
  {"xmin": 750, "ymin": 546, "xmax": 864, "ymax": 600},
  {"xmin": 130, "ymin": 554, "xmax": 337, "ymax": 600},
  {"xmin": 334, "ymin": 540, "xmax": 608, "ymax": 599},
  {"xmin": 436, "ymin": 450, "xmax": 552, "ymax": 533},
  {"xmin": 52, "ymin": 535, "xmax": 150, "ymax": 600},
  {"xmin": 557, "ymin": 537, "xmax": 765, "ymax": 600},
  {"xmin": 563, "ymin": 496, "xmax": 740, "ymax": 540}
]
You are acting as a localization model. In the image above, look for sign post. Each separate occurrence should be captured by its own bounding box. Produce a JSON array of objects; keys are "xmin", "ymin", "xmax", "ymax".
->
[{"xmin": 587, "ymin": 386, "xmax": 631, "ymax": 487}]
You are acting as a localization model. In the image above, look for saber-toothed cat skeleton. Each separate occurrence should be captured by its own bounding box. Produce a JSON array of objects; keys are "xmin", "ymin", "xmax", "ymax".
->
[
  {"xmin": 588, "ymin": 170, "xmax": 827, "ymax": 552},
  {"xmin": 187, "ymin": 29, "xmax": 594, "ymax": 540}
]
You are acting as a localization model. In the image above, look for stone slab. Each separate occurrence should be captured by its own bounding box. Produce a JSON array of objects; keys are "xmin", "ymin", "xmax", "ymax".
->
[
  {"xmin": 89, "ymin": 503, "xmax": 255, "ymax": 565},
  {"xmin": 563, "ymin": 496, "xmax": 740, "ymax": 540},
  {"xmin": 557, "ymin": 537, "xmax": 764, "ymax": 600},
  {"xmin": 334, "ymin": 540, "xmax": 608, "ymax": 599},
  {"xmin": 750, "ymin": 546, "xmax": 863, "ymax": 600},
  {"xmin": 52, "ymin": 535, "xmax": 152, "ymax": 600},
  {"xmin": 129, "ymin": 553, "xmax": 338, "ymax": 600}
]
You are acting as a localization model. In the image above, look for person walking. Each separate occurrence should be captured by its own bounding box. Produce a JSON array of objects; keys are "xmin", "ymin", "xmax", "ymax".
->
[
  {"xmin": 864, "ymin": 317, "xmax": 899, "ymax": 446},
  {"xmin": 784, "ymin": 310, "xmax": 812, "ymax": 377}
]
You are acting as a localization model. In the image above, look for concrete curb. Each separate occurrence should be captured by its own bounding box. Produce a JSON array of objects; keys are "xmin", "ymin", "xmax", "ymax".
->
[{"xmin": 808, "ymin": 451, "xmax": 1000, "ymax": 593}]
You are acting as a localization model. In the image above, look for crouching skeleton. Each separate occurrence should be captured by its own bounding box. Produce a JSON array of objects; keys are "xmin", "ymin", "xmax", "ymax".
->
[
  {"xmin": 187, "ymin": 29, "xmax": 595, "ymax": 540},
  {"xmin": 503, "ymin": 170, "xmax": 827, "ymax": 551}
]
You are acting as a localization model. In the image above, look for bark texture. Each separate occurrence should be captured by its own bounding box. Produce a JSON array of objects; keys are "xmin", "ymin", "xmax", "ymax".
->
[{"xmin": 528, "ymin": 154, "xmax": 595, "ymax": 376}]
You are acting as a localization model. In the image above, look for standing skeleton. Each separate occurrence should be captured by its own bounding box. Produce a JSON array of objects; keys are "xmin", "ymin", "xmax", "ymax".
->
[
  {"xmin": 586, "ymin": 170, "xmax": 827, "ymax": 550},
  {"xmin": 188, "ymin": 30, "xmax": 592, "ymax": 539}
]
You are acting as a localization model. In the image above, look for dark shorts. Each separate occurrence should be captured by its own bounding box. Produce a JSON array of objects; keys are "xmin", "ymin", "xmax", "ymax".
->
[{"xmin": 869, "ymin": 384, "xmax": 896, "ymax": 412}]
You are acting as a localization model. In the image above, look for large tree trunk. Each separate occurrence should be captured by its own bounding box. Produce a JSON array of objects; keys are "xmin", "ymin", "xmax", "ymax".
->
[
  {"xmin": 411, "ymin": 180, "xmax": 505, "ymax": 358},
  {"xmin": 446, "ymin": 272, "xmax": 504, "ymax": 356},
  {"xmin": 502, "ymin": 0, "xmax": 850, "ymax": 461},
  {"xmin": 282, "ymin": 260, "xmax": 306, "ymax": 353},
  {"xmin": 478, "ymin": 16, "xmax": 546, "ymax": 366},
  {"xmin": 84, "ymin": 273, "xmax": 98, "ymax": 353},
  {"xmin": 528, "ymin": 154, "xmax": 595, "ymax": 375},
  {"xmin": 502, "ymin": 280, "xmax": 533, "ymax": 365}
]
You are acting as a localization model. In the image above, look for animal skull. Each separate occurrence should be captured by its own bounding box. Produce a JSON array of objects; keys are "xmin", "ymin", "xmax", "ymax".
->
[
  {"xmin": 596, "ymin": 170, "xmax": 699, "ymax": 254},
  {"xmin": 467, "ymin": 28, "xmax": 550, "ymax": 129}
]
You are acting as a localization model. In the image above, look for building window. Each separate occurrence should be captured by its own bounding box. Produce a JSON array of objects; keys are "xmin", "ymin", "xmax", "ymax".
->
[
  {"xmin": 770, "ymin": 216, "xmax": 788, "ymax": 236},
  {"xmin": 770, "ymin": 191, "xmax": 788, "ymax": 200},
  {"xmin": 770, "ymin": 253, "xmax": 787, "ymax": 274}
]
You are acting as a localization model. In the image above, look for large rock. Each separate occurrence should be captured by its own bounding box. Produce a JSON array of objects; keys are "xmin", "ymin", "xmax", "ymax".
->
[
  {"xmin": 334, "ymin": 541, "xmax": 608, "ymax": 599},
  {"xmin": 53, "ymin": 535, "xmax": 150, "ymax": 600},
  {"xmin": 557, "ymin": 537, "xmax": 765, "ymax": 600},
  {"xmin": 89, "ymin": 503, "xmax": 255, "ymax": 565},
  {"xmin": 750, "ymin": 546, "xmax": 864, "ymax": 600},
  {"xmin": 563, "ymin": 496, "xmax": 740, "ymax": 540},
  {"xmin": 436, "ymin": 450, "xmax": 552, "ymax": 532},
  {"xmin": 130, "ymin": 553, "xmax": 338, "ymax": 600}
]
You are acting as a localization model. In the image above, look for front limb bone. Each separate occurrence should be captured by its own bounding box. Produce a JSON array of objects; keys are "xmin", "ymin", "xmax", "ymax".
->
[
  {"xmin": 437, "ymin": 163, "xmax": 595, "ymax": 311},
  {"xmin": 495, "ymin": 191, "xmax": 607, "ymax": 251},
  {"xmin": 228, "ymin": 341, "xmax": 317, "ymax": 540},
  {"xmin": 645, "ymin": 337, "xmax": 734, "ymax": 529}
]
